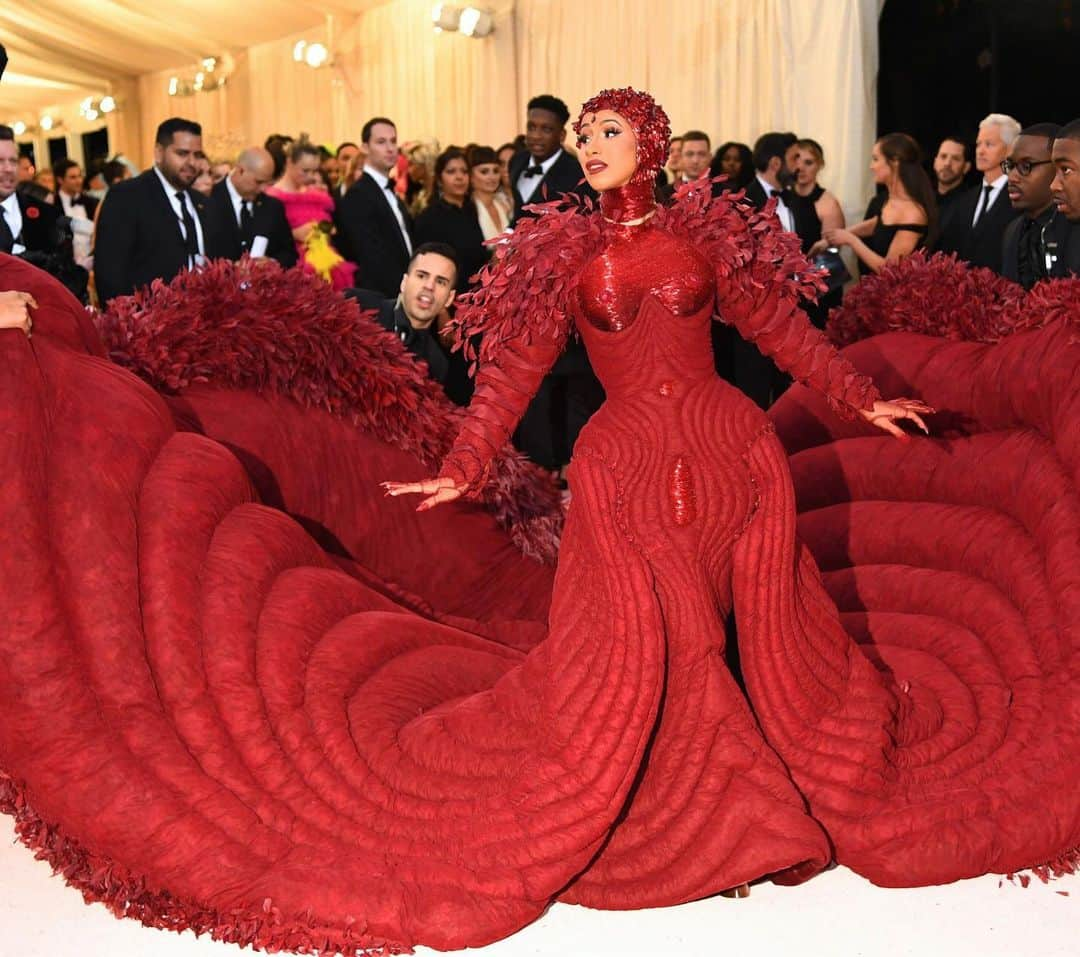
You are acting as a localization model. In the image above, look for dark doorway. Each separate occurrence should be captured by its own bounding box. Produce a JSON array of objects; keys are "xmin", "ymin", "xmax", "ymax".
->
[
  {"xmin": 878, "ymin": 0, "xmax": 1074, "ymax": 157},
  {"xmin": 18, "ymin": 142, "xmax": 35, "ymax": 166},
  {"xmin": 47, "ymin": 136, "xmax": 67, "ymax": 167},
  {"xmin": 82, "ymin": 128, "xmax": 110, "ymax": 170}
]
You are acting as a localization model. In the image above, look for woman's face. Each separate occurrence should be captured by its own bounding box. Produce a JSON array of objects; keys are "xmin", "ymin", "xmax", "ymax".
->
[
  {"xmin": 721, "ymin": 147, "xmax": 743, "ymax": 177},
  {"xmin": 440, "ymin": 157, "xmax": 470, "ymax": 203},
  {"xmin": 577, "ymin": 109, "xmax": 638, "ymax": 192},
  {"xmin": 794, "ymin": 148, "xmax": 821, "ymax": 187},
  {"xmin": 870, "ymin": 143, "xmax": 891, "ymax": 185},
  {"xmin": 192, "ymin": 159, "xmax": 213, "ymax": 197},
  {"xmin": 497, "ymin": 147, "xmax": 514, "ymax": 190},
  {"xmin": 471, "ymin": 161, "xmax": 501, "ymax": 196},
  {"xmin": 291, "ymin": 153, "xmax": 320, "ymax": 189}
]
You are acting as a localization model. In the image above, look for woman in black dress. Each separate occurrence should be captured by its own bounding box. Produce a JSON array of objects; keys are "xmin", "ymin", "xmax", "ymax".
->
[
  {"xmin": 787, "ymin": 139, "xmax": 847, "ymax": 327},
  {"xmin": 413, "ymin": 147, "xmax": 489, "ymax": 293},
  {"xmin": 817, "ymin": 133, "xmax": 936, "ymax": 276}
]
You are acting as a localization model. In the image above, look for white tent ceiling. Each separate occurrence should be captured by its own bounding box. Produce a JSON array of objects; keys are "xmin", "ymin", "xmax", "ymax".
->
[{"xmin": 0, "ymin": 2, "xmax": 383, "ymax": 114}]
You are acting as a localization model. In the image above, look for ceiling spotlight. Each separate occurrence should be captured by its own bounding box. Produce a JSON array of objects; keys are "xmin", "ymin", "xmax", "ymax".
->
[
  {"xmin": 85, "ymin": 109, "xmax": 99, "ymax": 122},
  {"xmin": 304, "ymin": 42, "xmax": 329, "ymax": 68},
  {"xmin": 460, "ymin": 7, "xmax": 494, "ymax": 37},
  {"xmin": 40, "ymin": 115, "xmax": 55, "ymax": 131},
  {"xmin": 100, "ymin": 96, "xmax": 116, "ymax": 113},
  {"xmin": 12, "ymin": 120, "xmax": 26, "ymax": 136},
  {"xmin": 293, "ymin": 40, "xmax": 307, "ymax": 63},
  {"xmin": 432, "ymin": 4, "xmax": 461, "ymax": 31}
]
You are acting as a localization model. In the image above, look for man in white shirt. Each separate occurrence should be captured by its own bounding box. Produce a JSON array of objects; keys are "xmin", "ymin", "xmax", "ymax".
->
[
  {"xmin": 53, "ymin": 159, "xmax": 97, "ymax": 268},
  {"xmin": 937, "ymin": 113, "xmax": 1022, "ymax": 273},
  {"xmin": 335, "ymin": 117, "xmax": 414, "ymax": 297},
  {"xmin": 95, "ymin": 117, "xmax": 210, "ymax": 306}
]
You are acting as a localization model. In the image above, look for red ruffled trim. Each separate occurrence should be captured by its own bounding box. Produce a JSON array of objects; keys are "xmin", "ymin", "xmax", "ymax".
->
[
  {"xmin": 0, "ymin": 771, "xmax": 410, "ymax": 956},
  {"xmin": 95, "ymin": 258, "xmax": 563, "ymax": 564}
]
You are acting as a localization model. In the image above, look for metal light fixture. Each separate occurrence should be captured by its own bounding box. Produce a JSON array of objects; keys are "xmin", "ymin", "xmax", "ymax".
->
[
  {"xmin": 293, "ymin": 39, "xmax": 332, "ymax": 69},
  {"xmin": 167, "ymin": 55, "xmax": 231, "ymax": 96},
  {"xmin": 432, "ymin": 5, "xmax": 494, "ymax": 38}
]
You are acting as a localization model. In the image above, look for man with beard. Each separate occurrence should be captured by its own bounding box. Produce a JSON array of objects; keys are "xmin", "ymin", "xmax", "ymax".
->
[
  {"xmin": 932, "ymin": 136, "xmax": 972, "ymax": 229},
  {"xmin": 1000, "ymin": 124, "xmax": 1077, "ymax": 288},
  {"xmin": 95, "ymin": 117, "xmax": 209, "ymax": 306}
]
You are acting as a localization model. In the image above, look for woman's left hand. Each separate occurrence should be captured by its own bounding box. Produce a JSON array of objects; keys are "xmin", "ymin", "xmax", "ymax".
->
[
  {"xmin": 859, "ymin": 398, "xmax": 934, "ymax": 441},
  {"xmin": 823, "ymin": 227, "xmax": 854, "ymax": 247}
]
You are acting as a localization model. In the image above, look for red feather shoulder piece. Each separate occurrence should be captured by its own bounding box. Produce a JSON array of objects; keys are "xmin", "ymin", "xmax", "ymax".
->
[
  {"xmin": 448, "ymin": 194, "xmax": 607, "ymax": 370},
  {"xmin": 656, "ymin": 179, "xmax": 826, "ymax": 307}
]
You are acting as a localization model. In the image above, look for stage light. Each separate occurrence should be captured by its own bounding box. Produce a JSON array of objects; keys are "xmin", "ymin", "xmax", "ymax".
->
[
  {"xmin": 432, "ymin": 4, "xmax": 461, "ymax": 31},
  {"xmin": 460, "ymin": 7, "xmax": 494, "ymax": 37},
  {"xmin": 304, "ymin": 42, "xmax": 329, "ymax": 68}
]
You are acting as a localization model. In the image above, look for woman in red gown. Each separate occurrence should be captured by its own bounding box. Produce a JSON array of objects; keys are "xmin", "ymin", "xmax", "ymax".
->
[{"xmin": 1, "ymin": 89, "xmax": 1077, "ymax": 957}]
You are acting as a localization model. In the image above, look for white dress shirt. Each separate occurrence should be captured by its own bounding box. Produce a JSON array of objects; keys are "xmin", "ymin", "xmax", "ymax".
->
[
  {"xmin": 59, "ymin": 190, "xmax": 93, "ymax": 266},
  {"xmin": 516, "ymin": 148, "xmax": 563, "ymax": 204},
  {"xmin": 224, "ymin": 176, "xmax": 268, "ymax": 257},
  {"xmin": 364, "ymin": 164, "xmax": 412, "ymax": 255},
  {"xmin": 756, "ymin": 174, "xmax": 795, "ymax": 233},
  {"xmin": 971, "ymin": 172, "xmax": 1009, "ymax": 227},
  {"xmin": 153, "ymin": 166, "xmax": 205, "ymax": 266},
  {"xmin": 0, "ymin": 192, "xmax": 25, "ymax": 255}
]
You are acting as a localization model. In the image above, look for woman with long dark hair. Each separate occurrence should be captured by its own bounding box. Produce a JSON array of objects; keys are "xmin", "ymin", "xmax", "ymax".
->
[
  {"xmin": 820, "ymin": 133, "xmax": 936, "ymax": 276},
  {"xmin": 413, "ymin": 146, "xmax": 488, "ymax": 292},
  {"xmin": 709, "ymin": 140, "xmax": 754, "ymax": 192}
]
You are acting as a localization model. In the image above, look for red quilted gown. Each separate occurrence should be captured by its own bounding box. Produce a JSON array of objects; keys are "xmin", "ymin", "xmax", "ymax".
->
[{"xmin": 1, "ymin": 208, "xmax": 1078, "ymax": 957}]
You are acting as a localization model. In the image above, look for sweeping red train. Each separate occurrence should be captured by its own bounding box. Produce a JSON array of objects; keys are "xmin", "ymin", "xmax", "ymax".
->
[{"xmin": 1, "ymin": 88, "xmax": 1078, "ymax": 956}]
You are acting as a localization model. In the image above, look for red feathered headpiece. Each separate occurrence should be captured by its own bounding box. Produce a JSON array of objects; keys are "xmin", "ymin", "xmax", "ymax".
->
[{"xmin": 574, "ymin": 87, "xmax": 671, "ymax": 221}]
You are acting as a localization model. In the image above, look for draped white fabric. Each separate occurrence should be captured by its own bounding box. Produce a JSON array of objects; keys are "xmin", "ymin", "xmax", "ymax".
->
[{"xmin": 5, "ymin": 0, "xmax": 882, "ymax": 215}]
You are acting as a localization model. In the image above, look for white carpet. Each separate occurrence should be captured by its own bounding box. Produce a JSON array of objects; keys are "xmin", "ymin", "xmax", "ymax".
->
[{"xmin": 2, "ymin": 817, "xmax": 1073, "ymax": 957}]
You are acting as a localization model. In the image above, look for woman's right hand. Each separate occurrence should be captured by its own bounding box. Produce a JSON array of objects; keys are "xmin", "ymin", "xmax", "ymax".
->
[
  {"xmin": 381, "ymin": 477, "xmax": 467, "ymax": 511},
  {"xmin": 0, "ymin": 290, "xmax": 37, "ymax": 336},
  {"xmin": 807, "ymin": 239, "xmax": 830, "ymax": 257}
]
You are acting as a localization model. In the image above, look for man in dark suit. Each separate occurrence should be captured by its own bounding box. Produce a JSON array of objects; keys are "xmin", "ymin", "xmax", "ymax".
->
[
  {"xmin": 1, "ymin": 125, "xmax": 63, "ymax": 257},
  {"xmin": 504, "ymin": 94, "xmax": 601, "ymax": 474},
  {"xmin": 53, "ymin": 158, "xmax": 97, "ymax": 269},
  {"xmin": 937, "ymin": 114, "xmax": 1022, "ymax": 273},
  {"xmin": 1049, "ymin": 119, "xmax": 1080, "ymax": 278},
  {"xmin": 335, "ymin": 117, "xmax": 413, "ymax": 298},
  {"xmin": 347, "ymin": 242, "xmax": 461, "ymax": 401},
  {"xmin": 508, "ymin": 94, "xmax": 596, "ymax": 222},
  {"xmin": 1000, "ymin": 123, "xmax": 1078, "ymax": 288},
  {"xmin": 94, "ymin": 117, "xmax": 209, "ymax": 306},
  {"xmin": 204, "ymin": 147, "xmax": 296, "ymax": 269},
  {"xmin": 718, "ymin": 131, "xmax": 799, "ymax": 409}
]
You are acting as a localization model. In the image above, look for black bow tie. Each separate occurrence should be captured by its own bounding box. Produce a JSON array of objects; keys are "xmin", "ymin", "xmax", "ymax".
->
[
  {"xmin": 770, "ymin": 189, "xmax": 787, "ymax": 206},
  {"xmin": 522, "ymin": 165, "xmax": 544, "ymax": 178},
  {"xmin": 67, "ymin": 195, "xmax": 84, "ymax": 207}
]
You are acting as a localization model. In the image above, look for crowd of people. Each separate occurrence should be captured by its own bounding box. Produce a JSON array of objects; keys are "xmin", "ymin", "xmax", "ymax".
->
[{"xmin": 3, "ymin": 95, "xmax": 1079, "ymax": 476}]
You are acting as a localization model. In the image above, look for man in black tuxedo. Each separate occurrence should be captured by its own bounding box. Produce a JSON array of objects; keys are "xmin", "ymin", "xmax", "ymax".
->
[
  {"xmin": 508, "ymin": 94, "xmax": 596, "ymax": 222},
  {"xmin": 1049, "ymin": 119, "xmax": 1080, "ymax": 278},
  {"xmin": 1, "ymin": 126, "xmax": 63, "ymax": 257},
  {"xmin": 204, "ymin": 147, "xmax": 296, "ymax": 269},
  {"xmin": 53, "ymin": 159, "xmax": 97, "ymax": 269},
  {"xmin": 347, "ymin": 242, "xmax": 461, "ymax": 401},
  {"xmin": 505, "ymin": 94, "xmax": 601, "ymax": 474},
  {"xmin": 335, "ymin": 117, "xmax": 413, "ymax": 298},
  {"xmin": 1, "ymin": 124, "xmax": 88, "ymax": 303},
  {"xmin": 95, "ymin": 117, "xmax": 209, "ymax": 306},
  {"xmin": 721, "ymin": 131, "xmax": 799, "ymax": 409},
  {"xmin": 1000, "ymin": 123, "xmax": 1078, "ymax": 287},
  {"xmin": 937, "ymin": 114, "xmax": 1022, "ymax": 273}
]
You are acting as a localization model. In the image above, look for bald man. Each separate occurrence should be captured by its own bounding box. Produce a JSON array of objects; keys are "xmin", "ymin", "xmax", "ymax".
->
[{"xmin": 205, "ymin": 146, "xmax": 296, "ymax": 268}]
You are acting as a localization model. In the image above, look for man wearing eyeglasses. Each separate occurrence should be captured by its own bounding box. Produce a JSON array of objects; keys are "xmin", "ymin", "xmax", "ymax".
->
[{"xmin": 1001, "ymin": 123, "xmax": 1078, "ymax": 289}]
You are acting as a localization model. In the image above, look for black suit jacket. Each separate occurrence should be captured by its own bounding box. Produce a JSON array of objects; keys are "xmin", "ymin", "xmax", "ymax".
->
[
  {"xmin": 335, "ymin": 173, "xmax": 413, "ymax": 298},
  {"xmin": 204, "ymin": 179, "xmax": 297, "ymax": 269},
  {"xmin": 936, "ymin": 183, "xmax": 1019, "ymax": 273},
  {"xmin": 55, "ymin": 191, "xmax": 99, "ymax": 220},
  {"xmin": 509, "ymin": 149, "xmax": 595, "ymax": 223},
  {"xmin": 8, "ymin": 192, "xmax": 62, "ymax": 254},
  {"xmin": 1001, "ymin": 210, "xmax": 1080, "ymax": 286},
  {"xmin": 94, "ymin": 169, "xmax": 210, "ymax": 305}
]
